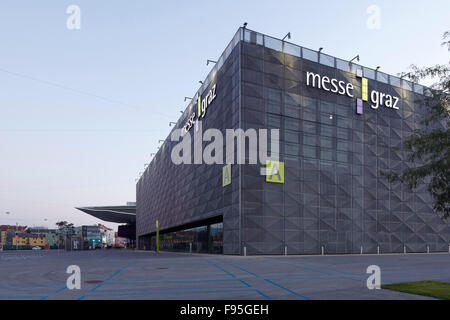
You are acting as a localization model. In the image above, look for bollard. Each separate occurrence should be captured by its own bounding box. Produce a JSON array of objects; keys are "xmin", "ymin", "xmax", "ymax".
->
[
  {"xmin": 243, "ymin": 246, "xmax": 247, "ymax": 257},
  {"xmin": 427, "ymin": 246, "xmax": 429, "ymax": 254},
  {"xmin": 377, "ymin": 246, "xmax": 380, "ymax": 255},
  {"xmin": 321, "ymin": 246, "xmax": 324, "ymax": 256},
  {"xmin": 404, "ymin": 246, "xmax": 406, "ymax": 254},
  {"xmin": 285, "ymin": 246, "xmax": 287, "ymax": 256},
  {"xmin": 360, "ymin": 246, "xmax": 363, "ymax": 255},
  {"xmin": 156, "ymin": 220, "xmax": 159, "ymax": 254},
  {"xmin": 189, "ymin": 243, "xmax": 192, "ymax": 254}
]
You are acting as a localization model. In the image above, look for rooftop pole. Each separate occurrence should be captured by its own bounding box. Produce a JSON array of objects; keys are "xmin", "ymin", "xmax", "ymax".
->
[{"xmin": 156, "ymin": 220, "xmax": 159, "ymax": 254}]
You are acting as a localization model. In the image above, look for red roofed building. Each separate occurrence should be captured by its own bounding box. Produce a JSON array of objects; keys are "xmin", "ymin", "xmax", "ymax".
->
[{"xmin": 0, "ymin": 225, "xmax": 28, "ymax": 245}]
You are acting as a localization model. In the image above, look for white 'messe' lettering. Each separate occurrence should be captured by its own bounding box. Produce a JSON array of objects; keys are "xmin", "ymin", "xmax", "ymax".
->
[
  {"xmin": 182, "ymin": 113, "xmax": 196, "ymax": 135},
  {"xmin": 306, "ymin": 72, "xmax": 321, "ymax": 88},
  {"xmin": 306, "ymin": 72, "xmax": 354, "ymax": 97}
]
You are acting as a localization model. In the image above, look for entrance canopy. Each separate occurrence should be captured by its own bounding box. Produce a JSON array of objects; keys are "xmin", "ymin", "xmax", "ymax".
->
[{"xmin": 76, "ymin": 206, "xmax": 136, "ymax": 224}]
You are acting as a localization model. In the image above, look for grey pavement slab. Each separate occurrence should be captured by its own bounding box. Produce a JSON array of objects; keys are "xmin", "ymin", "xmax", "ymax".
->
[{"xmin": 0, "ymin": 250, "xmax": 448, "ymax": 300}]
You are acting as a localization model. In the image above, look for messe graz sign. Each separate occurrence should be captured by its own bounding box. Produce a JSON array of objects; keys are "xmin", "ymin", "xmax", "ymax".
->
[
  {"xmin": 182, "ymin": 84, "xmax": 217, "ymax": 134},
  {"xmin": 306, "ymin": 71, "xmax": 400, "ymax": 111}
]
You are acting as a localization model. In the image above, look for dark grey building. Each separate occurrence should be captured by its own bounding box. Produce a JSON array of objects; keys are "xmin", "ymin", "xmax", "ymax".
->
[{"xmin": 136, "ymin": 28, "xmax": 449, "ymax": 255}]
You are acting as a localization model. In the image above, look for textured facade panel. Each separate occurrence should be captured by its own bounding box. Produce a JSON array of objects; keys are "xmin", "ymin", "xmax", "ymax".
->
[
  {"xmin": 136, "ymin": 38, "xmax": 242, "ymax": 254},
  {"xmin": 136, "ymin": 29, "xmax": 449, "ymax": 255},
  {"xmin": 238, "ymin": 38, "xmax": 449, "ymax": 255}
]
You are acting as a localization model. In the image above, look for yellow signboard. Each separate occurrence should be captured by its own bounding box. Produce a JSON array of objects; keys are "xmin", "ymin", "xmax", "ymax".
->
[
  {"xmin": 361, "ymin": 78, "xmax": 368, "ymax": 102},
  {"xmin": 222, "ymin": 164, "xmax": 232, "ymax": 187},
  {"xmin": 266, "ymin": 161, "xmax": 285, "ymax": 183}
]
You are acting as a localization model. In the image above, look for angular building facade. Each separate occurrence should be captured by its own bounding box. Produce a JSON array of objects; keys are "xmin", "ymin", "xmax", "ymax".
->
[{"xmin": 136, "ymin": 28, "xmax": 449, "ymax": 255}]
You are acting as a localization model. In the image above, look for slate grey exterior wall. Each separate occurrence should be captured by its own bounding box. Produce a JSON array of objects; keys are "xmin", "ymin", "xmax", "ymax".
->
[
  {"xmin": 136, "ymin": 28, "xmax": 449, "ymax": 255},
  {"xmin": 136, "ymin": 40, "xmax": 242, "ymax": 254},
  {"xmin": 239, "ymin": 37, "xmax": 449, "ymax": 255}
]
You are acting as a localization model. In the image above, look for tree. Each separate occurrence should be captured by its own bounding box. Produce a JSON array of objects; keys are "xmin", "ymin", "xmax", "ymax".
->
[
  {"xmin": 55, "ymin": 221, "xmax": 69, "ymax": 229},
  {"xmin": 382, "ymin": 31, "xmax": 450, "ymax": 220},
  {"xmin": 55, "ymin": 221, "xmax": 71, "ymax": 249}
]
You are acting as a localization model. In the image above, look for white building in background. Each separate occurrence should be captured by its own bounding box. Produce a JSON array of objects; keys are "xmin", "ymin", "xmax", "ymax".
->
[
  {"xmin": 106, "ymin": 229, "xmax": 115, "ymax": 247},
  {"xmin": 98, "ymin": 224, "xmax": 114, "ymax": 248}
]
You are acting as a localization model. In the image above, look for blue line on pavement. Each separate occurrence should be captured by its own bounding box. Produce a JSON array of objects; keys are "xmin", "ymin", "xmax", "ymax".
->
[
  {"xmin": 264, "ymin": 279, "xmax": 311, "ymax": 300},
  {"xmin": 203, "ymin": 259, "xmax": 236, "ymax": 278},
  {"xmin": 78, "ymin": 288, "xmax": 265, "ymax": 300},
  {"xmin": 93, "ymin": 285, "xmax": 246, "ymax": 293},
  {"xmin": 226, "ymin": 262, "xmax": 260, "ymax": 277},
  {"xmin": 40, "ymin": 285, "xmax": 68, "ymax": 300},
  {"xmin": 0, "ymin": 295, "xmax": 48, "ymax": 299},
  {"xmin": 106, "ymin": 277, "xmax": 233, "ymax": 284},
  {"xmin": 90, "ymin": 284, "xmax": 103, "ymax": 293},
  {"xmin": 239, "ymin": 279, "xmax": 251, "ymax": 287},
  {"xmin": 104, "ymin": 263, "xmax": 134, "ymax": 282},
  {"xmin": 255, "ymin": 289, "xmax": 272, "ymax": 300},
  {"xmin": 54, "ymin": 286, "xmax": 67, "ymax": 293},
  {"xmin": 88, "ymin": 262, "xmax": 134, "ymax": 293}
]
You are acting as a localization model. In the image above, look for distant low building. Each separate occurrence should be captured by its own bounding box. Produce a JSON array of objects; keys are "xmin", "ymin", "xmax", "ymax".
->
[
  {"xmin": 45, "ymin": 232, "xmax": 59, "ymax": 248},
  {"xmin": 12, "ymin": 233, "xmax": 46, "ymax": 247},
  {"xmin": 27, "ymin": 227, "xmax": 60, "ymax": 248},
  {"xmin": 27, "ymin": 227, "xmax": 50, "ymax": 234},
  {"xmin": 114, "ymin": 232, "xmax": 127, "ymax": 248},
  {"xmin": 98, "ymin": 224, "xmax": 115, "ymax": 247},
  {"xmin": 82, "ymin": 225, "xmax": 101, "ymax": 250},
  {"xmin": 0, "ymin": 225, "xmax": 27, "ymax": 245}
]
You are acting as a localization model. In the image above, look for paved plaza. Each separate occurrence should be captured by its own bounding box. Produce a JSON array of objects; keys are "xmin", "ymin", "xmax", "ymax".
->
[{"xmin": 0, "ymin": 250, "xmax": 448, "ymax": 300}]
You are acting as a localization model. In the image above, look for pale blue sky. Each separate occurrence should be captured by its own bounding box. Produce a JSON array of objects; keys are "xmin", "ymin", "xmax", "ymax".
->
[{"xmin": 0, "ymin": 0, "xmax": 449, "ymax": 230}]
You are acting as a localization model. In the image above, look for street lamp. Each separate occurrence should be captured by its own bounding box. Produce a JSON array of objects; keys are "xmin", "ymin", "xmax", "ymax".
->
[
  {"xmin": 349, "ymin": 55, "xmax": 360, "ymax": 72},
  {"xmin": 349, "ymin": 55, "xmax": 360, "ymax": 64},
  {"xmin": 5, "ymin": 212, "xmax": 19, "ymax": 250},
  {"xmin": 318, "ymin": 47, "xmax": 324, "ymax": 63},
  {"xmin": 282, "ymin": 32, "xmax": 291, "ymax": 41},
  {"xmin": 4, "ymin": 212, "xmax": 10, "ymax": 248},
  {"xmin": 43, "ymin": 219, "xmax": 48, "ymax": 247},
  {"xmin": 15, "ymin": 222, "xmax": 18, "ymax": 251},
  {"xmin": 400, "ymin": 72, "xmax": 411, "ymax": 79},
  {"xmin": 206, "ymin": 60, "xmax": 217, "ymax": 66}
]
